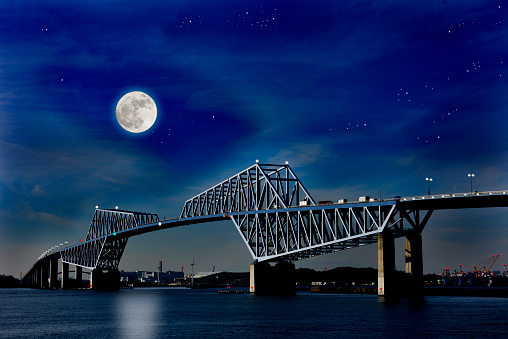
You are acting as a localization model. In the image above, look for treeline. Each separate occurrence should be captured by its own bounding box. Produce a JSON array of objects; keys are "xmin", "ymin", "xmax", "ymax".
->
[{"xmin": 0, "ymin": 275, "xmax": 20, "ymax": 288}]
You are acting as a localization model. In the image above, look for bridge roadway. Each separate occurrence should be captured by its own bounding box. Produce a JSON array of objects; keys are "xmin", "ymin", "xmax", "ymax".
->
[{"xmin": 20, "ymin": 162, "xmax": 508, "ymax": 296}]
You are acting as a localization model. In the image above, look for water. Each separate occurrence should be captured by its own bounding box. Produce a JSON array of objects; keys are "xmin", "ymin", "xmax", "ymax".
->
[{"xmin": 1, "ymin": 288, "xmax": 508, "ymax": 338}]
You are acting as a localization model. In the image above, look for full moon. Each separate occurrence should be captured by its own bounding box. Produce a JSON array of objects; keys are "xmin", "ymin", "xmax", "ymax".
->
[{"xmin": 116, "ymin": 91, "xmax": 157, "ymax": 133}]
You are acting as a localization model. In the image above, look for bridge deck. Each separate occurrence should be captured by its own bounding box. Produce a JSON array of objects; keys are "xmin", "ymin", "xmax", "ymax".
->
[
  {"xmin": 35, "ymin": 191, "xmax": 508, "ymax": 261},
  {"xmin": 399, "ymin": 191, "xmax": 508, "ymax": 210}
]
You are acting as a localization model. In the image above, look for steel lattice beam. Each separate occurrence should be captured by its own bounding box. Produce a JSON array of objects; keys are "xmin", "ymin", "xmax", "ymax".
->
[
  {"xmin": 229, "ymin": 205, "xmax": 403, "ymax": 262},
  {"xmin": 61, "ymin": 238, "xmax": 106, "ymax": 269},
  {"xmin": 96, "ymin": 238, "xmax": 129, "ymax": 269},
  {"xmin": 61, "ymin": 209, "xmax": 159, "ymax": 270},
  {"xmin": 86, "ymin": 209, "xmax": 159, "ymax": 240},
  {"xmin": 180, "ymin": 163, "xmax": 316, "ymax": 217}
]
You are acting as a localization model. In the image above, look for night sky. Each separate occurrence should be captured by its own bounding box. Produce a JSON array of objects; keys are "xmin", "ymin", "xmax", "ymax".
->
[{"xmin": 1, "ymin": 0, "xmax": 507, "ymax": 278}]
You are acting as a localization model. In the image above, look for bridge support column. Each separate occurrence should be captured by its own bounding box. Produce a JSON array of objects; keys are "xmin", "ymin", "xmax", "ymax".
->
[
  {"xmin": 49, "ymin": 258, "xmax": 59, "ymax": 289},
  {"xmin": 249, "ymin": 261, "xmax": 296, "ymax": 295},
  {"xmin": 405, "ymin": 230, "xmax": 424, "ymax": 299},
  {"xmin": 75, "ymin": 266, "xmax": 83, "ymax": 289},
  {"xmin": 90, "ymin": 268, "xmax": 120, "ymax": 290},
  {"xmin": 61, "ymin": 262, "xmax": 69, "ymax": 290},
  {"xmin": 41, "ymin": 262, "xmax": 49, "ymax": 289},
  {"xmin": 39, "ymin": 266, "xmax": 43, "ymax": 288},
  {"xmin": 378, "ymin": 230, "xmax": 395, "ymax": 298},
  {"xmin": 35, "ymin": 267, "xmax": 41, "ymax": 288}
]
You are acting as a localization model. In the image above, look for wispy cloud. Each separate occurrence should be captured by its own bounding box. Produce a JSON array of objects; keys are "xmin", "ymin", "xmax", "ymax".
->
[{"xmin": 266, "ymin": 144, "xmax": 329, "ymax": 167}]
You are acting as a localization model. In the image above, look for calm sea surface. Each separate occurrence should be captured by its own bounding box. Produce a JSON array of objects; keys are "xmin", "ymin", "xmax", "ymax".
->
[{"xmin": 1, "ymin": 287, "xmax": 508, "ymax": 338}]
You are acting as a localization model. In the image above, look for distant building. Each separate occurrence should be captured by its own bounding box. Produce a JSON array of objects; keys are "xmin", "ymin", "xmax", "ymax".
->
[
  {"xmin": 119, "ymin": 271, "xmax": 138, "ymax": 282},
  {"xmin": 120, "ymin": 270, "xmax": 184, "ymax": 283},
  {"xmin": 194, "ymin": 271, "xmax": 222, "ymax": 279}
]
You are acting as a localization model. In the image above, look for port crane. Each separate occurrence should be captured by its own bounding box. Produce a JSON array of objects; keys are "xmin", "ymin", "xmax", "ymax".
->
[{"xmin": 476, "ymin": 254, "xmax": 500, "ymax": 276}]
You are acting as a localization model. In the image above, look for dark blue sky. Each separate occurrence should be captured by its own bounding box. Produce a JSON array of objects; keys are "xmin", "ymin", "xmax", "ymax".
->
[{"xmin": 1, "ymin": 0, "xmax": 507, "ymax": 277}]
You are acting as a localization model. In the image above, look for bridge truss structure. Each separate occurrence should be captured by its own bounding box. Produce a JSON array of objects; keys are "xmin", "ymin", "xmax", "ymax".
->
[
  {"xmin": 181, "ymin": 163, "xmax": 433, "ymax": 262},
  {"xmin": 60, "ymin": 209, "xmax": 159, "ymax": 270},
  {"xmin": 181, "ymin": 163, "xmax": 316, "ymax": 217},
  {"xmin": 228, "ymin": 204, "xmax": 432, "ymax": 262},
  {"xmin": 22, "ymin": 162, "xmax": 508, "ymax": 285}
]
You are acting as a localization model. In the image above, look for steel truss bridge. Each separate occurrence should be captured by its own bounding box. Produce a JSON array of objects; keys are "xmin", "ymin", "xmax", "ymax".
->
[{"xmin": 22, "ymin": 163, "xmax": 508, "ymax": 287}]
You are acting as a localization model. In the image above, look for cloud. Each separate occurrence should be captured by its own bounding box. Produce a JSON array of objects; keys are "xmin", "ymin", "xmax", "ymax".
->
[
  {"xmin": 31, "ymin": 212, "xmax": 75, "ymax": 228},
  {"xmin": 266, "ymin": 144, "xmax": 329, "ymax": 167}
]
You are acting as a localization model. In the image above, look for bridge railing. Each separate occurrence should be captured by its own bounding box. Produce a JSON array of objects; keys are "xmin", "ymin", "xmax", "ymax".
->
[{"xmin": 402, "ymin": 190, "xmax": 508, "ymax": 201}]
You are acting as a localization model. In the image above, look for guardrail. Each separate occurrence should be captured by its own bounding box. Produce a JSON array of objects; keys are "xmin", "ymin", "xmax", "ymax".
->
[{"xmin": 401, "ymin": 190, "xmax": 508, "ymax": 201}]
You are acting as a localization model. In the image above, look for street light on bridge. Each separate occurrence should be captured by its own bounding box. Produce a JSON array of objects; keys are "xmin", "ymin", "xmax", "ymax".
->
[
  {"xmin": 468, "ymin": 173, "xmax": 475, "ymax": 193},
  {"xmin": 426, "ymin": 177, "xmax": 433, "ymax": 196}
]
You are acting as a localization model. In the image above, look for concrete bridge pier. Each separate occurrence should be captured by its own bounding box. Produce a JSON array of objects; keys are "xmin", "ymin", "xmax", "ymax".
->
[
  {"xmin": 40, "ymin": 262, "xmax": 50, "ymax": 289},
  {"xmin": 39, "ymin": 265, "xmax": 43, "ymax": 288},
  {"xmin": 61, "ymin": 262, "xmax": 69, "ymax": 289},
  {"xmin": 33, "ymin": 267, "xmax": 41, "ymax": 288},
  {"xmin": 249, "ymin": 261, "xmax": 296, "ymax": 295},
  {"xmin": 377, "ymin": 230, "xmax": 395, "ymax": 298},
  {"xmin": 378, "ymin": 229, "xmax": 424, "ymax": 299},
  {"xmin": 75, "ymin": 265, "xmax": 83, "ymax": 289},
  {"xmin": 49, "ymin": 258, "xmax": 59, "ymax": 289},
  {"xmin": 404, "ymin": 230, "xmax": 423, "ymax": 299},
  {"xmin": 24, "ymin": 268, "xmax": 38, "ymax": 287},
  {"xmin": 90, "ymin": 268, "xmax": 120, "ymax": 290}
]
